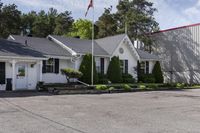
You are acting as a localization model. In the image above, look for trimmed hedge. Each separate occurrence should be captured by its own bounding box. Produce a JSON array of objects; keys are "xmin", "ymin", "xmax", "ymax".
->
[
  {"xmin": 98, "ymin": 74, "xmax": 109, "ymax": 84},
  {"xmin": 122, "ymin": 74, "xmax": 135, "ymax": 83},
  {"xmin": 96, "ymin": 85, "xmax": 108, "ymax": 90},
  {"xmin": 79, "ymin": 54, "xmax": 98, "ymax": 84},
  {"xmin": 140, "ymin": 74, "xmax": 155, "ymax": 83},
  {"xmin": 107, "ymin": 56, "xmax": 122, "ymax": 83},
  {"xmin": 152, "ymin": 61, "xmax": 164, "ymax": 83},
  {"xmin": 61, "ymin": 68, "xmax": 82, "ymax": 83}
]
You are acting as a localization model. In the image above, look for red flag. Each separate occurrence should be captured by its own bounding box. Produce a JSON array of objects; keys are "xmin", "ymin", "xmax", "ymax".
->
[{"xmin": 85, "ymin": 0, "xmax": 93, "ymax": 17}]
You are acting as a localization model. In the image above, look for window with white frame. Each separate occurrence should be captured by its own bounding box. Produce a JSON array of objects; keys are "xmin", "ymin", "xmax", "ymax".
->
[
  {"xmin": 96, "ymin": 59, "xmax": 101, "ymax": 73},
  {"xmin": 120, "ymin": 60, "xmax": 125, "ymax": 73},
  {"xmin": 140, "ymin": 61, "xmax": 145, "ymax": 74},
  {"xmin": 139, "ymin": 61, "xmax": 149, "ymax": 74},
  {"xmin": 120, "ymin": 60, "xmax": 128, "ymax": 74},
  {"xmin": 46, "ymin": 58, "xmax": 55, "ymax": 73}
]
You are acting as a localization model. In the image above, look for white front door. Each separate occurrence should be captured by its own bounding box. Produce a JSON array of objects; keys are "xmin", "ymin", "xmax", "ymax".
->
[{"xmin": 16, "ymin": 63, "xmax": 28, "ymax": 90}]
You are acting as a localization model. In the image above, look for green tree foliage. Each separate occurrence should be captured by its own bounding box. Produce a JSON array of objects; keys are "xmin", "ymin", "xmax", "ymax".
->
[
  {"xmin": 0, "ymin": 1, "xmax": 21, "ymax": 38},
  {"xmin": 107, "ymin": 56, "xmax": 122, "ymax": 83},
  {"xmin": 61, "ymin": 68, "xmax": 83, "ymax": 84},
  {"xmin": 68, "ymin": 19, "xmax": 92, "ymax": 39},
  {"xmin": 32, "ymin": 10, "xmax": 50, "ymax": 37},
  {"xmin": 0, "ymin": 0, "xmax": 74, "ymax": 38},
  {"xmin": 54, "ymin": 11, "xmax": 74, "ymax": 35},
  {"xmin": 152, "ymin": 61, "xmax": 164, "ymax": 83},
  {"xmin": 79, "ymin": 54, "xmax": 98, "ymax": 84},
  {"xmin": 116, "ymin": 0, "xmax": 159, "ymax": 47},
  {"xmin": 96, "ymin": 6, "xmax": 118, "ymax": 38},
  {"xmin": 25, "ymin": 9, "xmax": 73, "ymax": 37},
  {"xmin": 47, "ymin": 8, "xmax": 58, "ymax": 34},
  {"xmin": 21, "ymin": 11, "xmax": 37, "ymax": 35}
]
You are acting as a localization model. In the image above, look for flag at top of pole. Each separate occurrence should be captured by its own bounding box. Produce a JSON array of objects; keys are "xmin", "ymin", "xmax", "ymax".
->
[
  {"xmin": 85, "ymin": 0, "xmax": 95, "ymax": 85},
  {"xmin": 85, "ymin": 0, "xmax": 93, "ymax": 17}
]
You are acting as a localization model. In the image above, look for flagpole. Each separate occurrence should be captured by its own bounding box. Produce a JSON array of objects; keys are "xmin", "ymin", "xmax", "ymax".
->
[{"xmin": 91, "ymin": 2, "xmax": 94, "ymax": 85}]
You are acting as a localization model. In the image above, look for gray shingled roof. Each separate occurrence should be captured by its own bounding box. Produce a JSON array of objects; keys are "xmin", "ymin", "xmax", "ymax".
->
[
  {"xmin": 95, "ymin": 34, "xmax": 126, "ymax": 55},
  {"xmin": 136, "ymin": 49, "xmax": 160, "ymax": 60},
  {"xmin": 50, "ymin": 35, "xmax": 109, "ymax": 56},
  {"xmin": 0, "ymin": 39, "xmax": 45, "ymax": 58},
  {"xmin": 96, "ymin": 34, "xmax": 159, "ymax": 60},
  {"xmin": 10, "ymin": 35, "xmax": 71, "ymax": 57}
]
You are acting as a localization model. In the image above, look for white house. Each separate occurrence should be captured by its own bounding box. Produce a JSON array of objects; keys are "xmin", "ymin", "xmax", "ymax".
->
[
  {"xmin": 0, "ymin": 34, "xmax": 160, "ymax": 91},
  {"xmin": 0, "ymin": 39, "xmax": 46, "ymax": 91}
]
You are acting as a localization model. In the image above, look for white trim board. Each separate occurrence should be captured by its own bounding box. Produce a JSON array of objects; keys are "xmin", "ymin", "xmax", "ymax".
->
[{"xmin": 47, "ymin": 35, "xmax": 77, "ymax": 56}]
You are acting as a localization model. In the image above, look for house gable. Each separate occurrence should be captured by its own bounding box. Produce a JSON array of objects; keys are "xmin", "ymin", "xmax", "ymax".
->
[
  {"xmin": 112, "ymin": 35, "xmax": 140, "ymax": 61},
  {"xmin": 112, "ymin": 35, "xmax": 140, "ymax": 78}
]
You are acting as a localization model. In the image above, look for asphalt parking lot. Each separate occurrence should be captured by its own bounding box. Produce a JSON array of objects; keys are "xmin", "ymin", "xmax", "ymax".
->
[{"xmin": 0, "ymin": 90, "xmax": 200, "ymax": 133}]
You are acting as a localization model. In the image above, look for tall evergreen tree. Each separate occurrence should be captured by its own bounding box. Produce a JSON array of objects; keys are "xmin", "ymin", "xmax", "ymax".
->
[
  {"xmin": 116, "ymin": 0, "xmax": 159, "ymax": 44},
  {"xmin": 0, "ymin": 2, "xmax": 21, "ymax": 38},
  {"xmin": 21, "ymin": 11, "xmax": 37, "ymax": 35},
  {"xmin": 47, "ymin": 8, "xmax": 58, "ymax": 34},
  {"xmin": 79, "ymin": 54, "xmax": 98, "ymax": 84},
  {"xmin": 152, "ymin": 61, "xmax": 164, "ymax": 83},
  {"xmin": 107, "ymin": 56, "xmax": 122, "ymax": 83},
  {"xmin": 54, "ymin": 11, "xmax": 74, "ymax": 35},
  {"xmin": 96, "ymin": 6, "xmax": 118, "ymax": 38},
  {"xmin": 32, "ymin": 10, "xmax": 50, "ymax": 37}
]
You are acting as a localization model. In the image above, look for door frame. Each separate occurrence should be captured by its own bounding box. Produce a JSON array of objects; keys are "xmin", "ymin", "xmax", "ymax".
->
[{"xmin": 15, "ymin": 63, "xmax": 28, "ymax": 90}]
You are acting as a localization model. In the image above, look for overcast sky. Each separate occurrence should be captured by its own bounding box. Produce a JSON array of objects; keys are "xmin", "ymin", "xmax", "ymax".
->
[{"xmin": 2, "ymin": 0, "xmax": 200, "ymax": 30}]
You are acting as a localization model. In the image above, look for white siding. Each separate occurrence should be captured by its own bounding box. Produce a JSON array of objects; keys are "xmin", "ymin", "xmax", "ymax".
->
[
  {"xmin": 42, "ymin": 59, "xmax": 74, "ymax": 83},
  {"xmin": 0, "ymin": 60, "xmax": 42, "ymax": 91},
  {"xmin": 27, "ymin": 63, "xmax": 38, "ymax": 90},
  {"xmin": 113, "ymin": 40, "xmax": 138, "ymax": 78}
]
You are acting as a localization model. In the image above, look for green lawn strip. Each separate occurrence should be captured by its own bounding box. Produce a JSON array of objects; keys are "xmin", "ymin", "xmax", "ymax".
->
[{"xmin": 95, "ymin": 83, "xmax": 200, "ymax": 91}]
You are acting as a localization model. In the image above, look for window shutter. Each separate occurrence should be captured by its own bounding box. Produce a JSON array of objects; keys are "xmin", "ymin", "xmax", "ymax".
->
[
  {"xmin": 125, "ymin": 60, "xmax": 128, "ymax": 74},
  {"xmin": 55, "ymin": 59, "xmax": 59, "ymax": 74},
  {"xmin": 0, "ymin": 62, "xmax": 5, "ymax": 84},
  {"xmin": 100, "ymin": 58, "xmax": 104, "ymax": 74},
  {"xmin": 146, "ymin": 61, "xmax": 149, "ymax": 74},
  {"xmin": 42, "ymin": 60, "xmax": 46, "ymax": 73}
]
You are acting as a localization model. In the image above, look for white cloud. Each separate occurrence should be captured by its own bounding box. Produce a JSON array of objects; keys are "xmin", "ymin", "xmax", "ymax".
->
[
  {"xmin": 2, "ymin": 0, "xmax": 118, "ymax": 21},
  {"xmin": 183, "ymin": 0, "xmax": 200, "ymax": 22},
  {"xmin": 153, "ymin": 0, "xmax": 191, "ymax": 30},
  {"xmin": 3, "ymin": 0, "xmax": 200, "ymax": 30}
]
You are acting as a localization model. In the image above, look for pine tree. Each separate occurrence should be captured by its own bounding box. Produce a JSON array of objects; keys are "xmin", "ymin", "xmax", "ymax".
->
[
  {"xmin": 107, "ymin": 56, "xmax": 122, "ymax": 83},
  {"xmin": 152, "ymin": 61, "xmax": 164, "ymax": 83},
  {"xmin": 79, "ymin": 54, "xmax": 98, "ymax": 84}
]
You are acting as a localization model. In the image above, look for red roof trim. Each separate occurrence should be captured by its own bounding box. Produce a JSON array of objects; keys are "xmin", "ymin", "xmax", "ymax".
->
[{"xmin": 152, "ymin": 22, "xmax": 200, "ymax": 34}]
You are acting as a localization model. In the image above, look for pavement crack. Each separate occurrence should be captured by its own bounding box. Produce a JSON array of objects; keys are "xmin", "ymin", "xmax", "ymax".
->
[{"xmin": 0, "ymin": 98, "xmax": 87, "ymax": 133}]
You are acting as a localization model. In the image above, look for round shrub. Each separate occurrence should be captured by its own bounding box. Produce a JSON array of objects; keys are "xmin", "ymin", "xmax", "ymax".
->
[
  {"xmin": 61, "ymin": 68, "xmax": 83, "ymax": 83},
  {"xmin": 122, "ymin": 74, "xmax": 136, "ymax": 83},
  {"xmin": 108, "ymin": 87, "xmax": 115, "ymax": 91},
  {"xmin": 139, "ymin": 74, "xmax": 155, "ymax": 83},
  {"xmin": 122, "ymin": 84, "xmax": 132, "ymax": 91},
  {"xmin": 147, "ymin": 84, "xmax": 158, "ymax": 89},
  {"xmin": 96, "ymin": 85, "xmax": 108, "ymax": 90}
]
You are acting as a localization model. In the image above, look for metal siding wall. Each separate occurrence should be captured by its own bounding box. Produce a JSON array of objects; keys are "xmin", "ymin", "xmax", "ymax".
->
[{"xmin": 152, "ymin": 25, "xmax": 200, "ymax": 84}]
